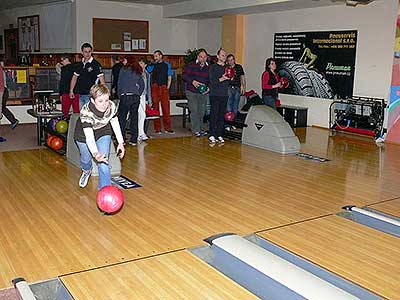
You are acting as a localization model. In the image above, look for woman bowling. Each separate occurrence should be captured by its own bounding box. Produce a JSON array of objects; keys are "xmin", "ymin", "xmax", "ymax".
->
[{"xmin": 74, "ymin": 84, "xmax": 125, "ymax": 190}]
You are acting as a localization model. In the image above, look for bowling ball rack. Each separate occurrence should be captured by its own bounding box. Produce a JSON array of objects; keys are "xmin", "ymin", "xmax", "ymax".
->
[{"xmin": 44, "ymin": 120, "xmax": 68, "ymax": 156}]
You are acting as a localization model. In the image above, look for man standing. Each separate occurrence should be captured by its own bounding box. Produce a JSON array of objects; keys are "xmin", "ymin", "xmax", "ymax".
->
[
  {"xmin": 59, "ymin": 54, "xmax": 79, "ymax": 116},
  {"xmin": 1, "ymin": 65, "xmax": 19, "ymax": 129},
  {"xmin": 147, "ymin": 50, "xmax": 174, "ymax": 134},
  {"xmin": 69, "ymin": 43, "xmax": 105, "ymax": 108},
  {"xmin": 111, "ymin": 56, "xmax": 123, "ymax": 99},
  {"xmin": 183, "ymin": 48, "xmax": 209, "ymax": 137},
  {"xmin": 226, "ymin": 54, "xmax": 246, "ymax": 117}
]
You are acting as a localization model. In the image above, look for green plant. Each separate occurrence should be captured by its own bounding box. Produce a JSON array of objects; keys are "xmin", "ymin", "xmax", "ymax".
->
[{"xmin": 184, "ymin": 48, "xmax": 199, "ymax": 65}]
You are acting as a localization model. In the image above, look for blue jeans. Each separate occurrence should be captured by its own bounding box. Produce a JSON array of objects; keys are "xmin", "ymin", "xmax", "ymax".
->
[
  {"xmin": 76, "ymin": 135, "xmax": 111, "ymax": 190},
  {"xmin": 79, "ymin": 94, "xmax": 91, "ymax": 109},
  {"xmin": 227, "ymin": 86, "xmax": 241, "ymax": 115},
  {"xmin": 263, "ymin": 95, "xmax": 277, "ymax": 110}
]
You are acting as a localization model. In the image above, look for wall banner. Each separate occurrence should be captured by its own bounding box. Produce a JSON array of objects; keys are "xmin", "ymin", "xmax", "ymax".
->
[{"xmin": 274, "ymin": 30, "xmax": 357, "ymax": 99}]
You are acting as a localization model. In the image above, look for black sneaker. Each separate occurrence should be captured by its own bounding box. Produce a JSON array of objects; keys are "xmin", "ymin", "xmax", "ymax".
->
[
  {"xmin": 10, "ymin": 120, "xmax": 19, "ymax": 129},
  {"xmin": 166, "ymin": 130, "xmax": 175, "ymax": 134}
]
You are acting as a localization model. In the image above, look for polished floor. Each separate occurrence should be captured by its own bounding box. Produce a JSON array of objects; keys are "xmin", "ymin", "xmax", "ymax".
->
[{"xmin": 0, "ymin": 127, "xmax": 399, "ymax": 299}]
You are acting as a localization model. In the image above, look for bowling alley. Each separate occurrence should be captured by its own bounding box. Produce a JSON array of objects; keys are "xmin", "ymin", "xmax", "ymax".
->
[{"xmin": 0, "ymin": 0, "xmax": 399, "ymax": 299}]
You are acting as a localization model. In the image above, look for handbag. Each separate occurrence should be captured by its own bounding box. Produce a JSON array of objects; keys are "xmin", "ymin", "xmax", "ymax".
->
[{"xmin": 146, "ymin": 104, "xmax": 160, "ymax": 117}]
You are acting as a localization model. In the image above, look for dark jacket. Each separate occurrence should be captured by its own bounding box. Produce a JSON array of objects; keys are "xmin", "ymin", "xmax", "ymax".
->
[
  {"xmin": 209, "ymin": 64, "xmax": 229, "ymax": 97},
  {"xmin": 262, "ymin": 70, "xmax": 279, "ymax": 98},
  {"xmin": 59, "ymin": 63, "xmax": 76, "ymax": 95},
  {"xmin": 117, "ymin": 67, "xmax": 145, "ymax": 96}
]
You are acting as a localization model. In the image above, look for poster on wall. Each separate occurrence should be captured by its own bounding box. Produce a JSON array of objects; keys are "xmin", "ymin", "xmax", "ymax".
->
[
  {"xmin": 18, "ymin": 15, "xmax": 40, "ymax": 52},
  {"xmin": 274, "ymin": 30, "xmax": 357, "ymax": 99},
  {"xmin": 386, "ymin": 2, "xmax": 400, "ymax": 143}
]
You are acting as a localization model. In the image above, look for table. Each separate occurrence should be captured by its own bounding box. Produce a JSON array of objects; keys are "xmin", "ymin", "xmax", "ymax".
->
[
  {"xmin": 277, "ymin": 105, "xmax": 308, "ymax": 128},
  {"xmin": 176, "ymin": 102, "xmax": 189, "ymax": 128},
  {"xmin": 27, "ymin": 109, "xmax": 64, "ymax": 145}
]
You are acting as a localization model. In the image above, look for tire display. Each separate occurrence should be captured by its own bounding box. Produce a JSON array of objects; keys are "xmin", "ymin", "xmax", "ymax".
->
[{"xmin": 278, "ymin": 61, "xmax": 334, "ymax": 99}]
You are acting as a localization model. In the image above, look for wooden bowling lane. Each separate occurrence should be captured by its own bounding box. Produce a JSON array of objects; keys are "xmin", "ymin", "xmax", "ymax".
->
[
  {"xmin": 60, "ymin": 250, "xmax": 259, "ymax": 300},
  {"xmin": 258, "ymin": 215, "xmax": 400, "ymax": 300},
  {"xmin": 368, "ymin": 198, "xmax": 400, "ymax": 218},
  {"xmin": 1, "ymin": 128, "xmax": 400, "ymax": 289}
]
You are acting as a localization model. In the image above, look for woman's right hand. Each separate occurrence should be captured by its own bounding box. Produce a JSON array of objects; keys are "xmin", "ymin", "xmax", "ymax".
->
[{"xmin": 273, "ymin": 82, "xmax": 282, "ymax": 89}]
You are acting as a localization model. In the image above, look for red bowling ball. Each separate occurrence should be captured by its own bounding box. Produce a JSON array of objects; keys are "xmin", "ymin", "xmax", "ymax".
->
[
  {"xmin": 224, "ymin": 67, "xmax": 236, "ymax": 79},
  {"xmin": 50, "ymin": 137, "xmax": 64, "ymax": 150},
  {"xmin": 224, "ymin": 111, "xmax": 235, "ymax": 122},
  {"xmin": 47, "ymin": 135, "xmax": 55, "ymax": 147},
  {"xmin": 280, "ymin": 77, "xmax": 289, "ymax": 89},
  {"xmin": 97, "ymin": 185, "xmax": 124, "ymax": 214}
]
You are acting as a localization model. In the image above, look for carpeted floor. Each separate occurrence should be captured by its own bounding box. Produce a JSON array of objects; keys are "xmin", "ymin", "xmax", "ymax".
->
[
  {"xmin": 0, "ymin": 116, "xmax": 193, "ymax": 153},
  {"xmin": 0, "ymin": 123, "xmax": 40, "ymax": 152}
]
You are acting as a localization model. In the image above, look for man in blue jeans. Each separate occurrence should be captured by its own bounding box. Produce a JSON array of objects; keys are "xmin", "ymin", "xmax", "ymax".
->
[
  {"xmin": 69, "ymin": 43, "xmax": 105, "ymax": 108},
  {"xmin": 226, "ymin": 54, "xmax": 246, "ymax": 118},
  {"xmin": 74, "ymin": 84, "xmax": 124, "ymax": 190}
]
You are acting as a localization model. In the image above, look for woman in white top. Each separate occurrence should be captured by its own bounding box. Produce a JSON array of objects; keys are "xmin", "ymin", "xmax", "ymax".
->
[{"xmin": 138, "ymin": 58, "xmax": 153, "ymax": 141}]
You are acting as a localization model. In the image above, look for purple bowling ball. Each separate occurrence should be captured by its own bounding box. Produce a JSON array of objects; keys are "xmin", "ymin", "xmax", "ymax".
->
[{"xmin": 48, "ymin": 118, "xmax": 58, "ymax": 131}]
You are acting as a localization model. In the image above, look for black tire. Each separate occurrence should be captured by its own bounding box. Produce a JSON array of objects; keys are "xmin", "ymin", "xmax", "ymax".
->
[
  {"xmin": 278, "ymin": 61, "xmax": 334, "ymax": 99},
  {"xmin": 308, "ymin": 70, "xmax": 334, "ymax": 99},
  {"xmin": 279, "ymin": 61, "xmax": 315, "ymax": 97}
]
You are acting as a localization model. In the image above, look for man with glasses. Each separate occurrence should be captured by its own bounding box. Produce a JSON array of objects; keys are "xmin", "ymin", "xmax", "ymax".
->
[{"xmin": 69, "ymin": 43, "xmax": 105, "ymax": 108}]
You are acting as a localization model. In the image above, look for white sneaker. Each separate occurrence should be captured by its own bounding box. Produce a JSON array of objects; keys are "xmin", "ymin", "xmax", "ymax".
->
[
  {"xmin": 218, "ymin": 136, "xmax": 225, "ymax": 143},
  {"xmin": 138, "ymin": 134, "xmax": 149, "ymax": 141},
  {"xmin": 208, "ymin": 136, "xmax": 217, "ymax": 144},
  {"xmin": 79, "ymin": 170, "xmax": 91, "ymax": 188}
]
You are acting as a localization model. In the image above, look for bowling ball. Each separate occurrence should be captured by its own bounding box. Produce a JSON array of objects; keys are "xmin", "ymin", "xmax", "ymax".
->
[
  {"xmin": 51, "ymin": 137, "xmax": 64, "ymax": 150},
  {"xmin": 46, "ymin": 135, "xmax": 55, "ymax": 146},
  {"xmin": 224, "ymin": 67, "xmax": 235, "ymax": 79},
  {"xmin": 97, "ymin": 185, "xmax": 124, "ymax": 214},
  {"xmin": 48, "ymin": 119, "xmax": 58, "ymax": 131},
  {"xmin": 280, "ymin": 77, "xmax": 289, "ymax": 89},
  {"xmin": 197, "ymin": 84, "xmax": 207, "ymax": 93},
  {"xmin": 224, "ymin": 111, "xmax": 235, "ymax": 122},
  {"xmin": 56, "ymin": 120, "xmax": 68, "ymax": 134}
]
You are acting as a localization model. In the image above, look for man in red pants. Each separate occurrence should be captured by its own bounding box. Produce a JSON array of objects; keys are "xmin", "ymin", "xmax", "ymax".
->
[
  {"xmin": 147, "ymin": 50, "xmax": 174, "ymax": 134},
  {"xmin": 59, "ymin": 54, "xmax": 79, "ymax": 116}
]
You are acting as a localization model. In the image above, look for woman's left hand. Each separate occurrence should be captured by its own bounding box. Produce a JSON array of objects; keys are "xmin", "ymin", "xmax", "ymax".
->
[{"xmin": 117, "ymin": 143, "xmax": 125, "ymax": 159}]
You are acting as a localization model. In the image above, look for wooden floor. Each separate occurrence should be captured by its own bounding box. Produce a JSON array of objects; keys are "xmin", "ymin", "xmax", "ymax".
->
[
  {"xmin": 61, "ymin": 250, "xmax": 259, "ymax": 300},
  {"xmin": 0, "ymin": 127, "xmax": 399, "ymax": 299},
  {"xmin": 259, "ymin": 215, "xmax": 400, "ymax": 300},
  {"xmin": 369, "ymin": 198, "xmax": 400, "ymax": 218}
]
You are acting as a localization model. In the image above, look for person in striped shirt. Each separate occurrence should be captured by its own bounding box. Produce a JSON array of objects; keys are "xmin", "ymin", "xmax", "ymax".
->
[{"xmin": 183, "ymin": 48, "xmax": 210, "ymax": 137}]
